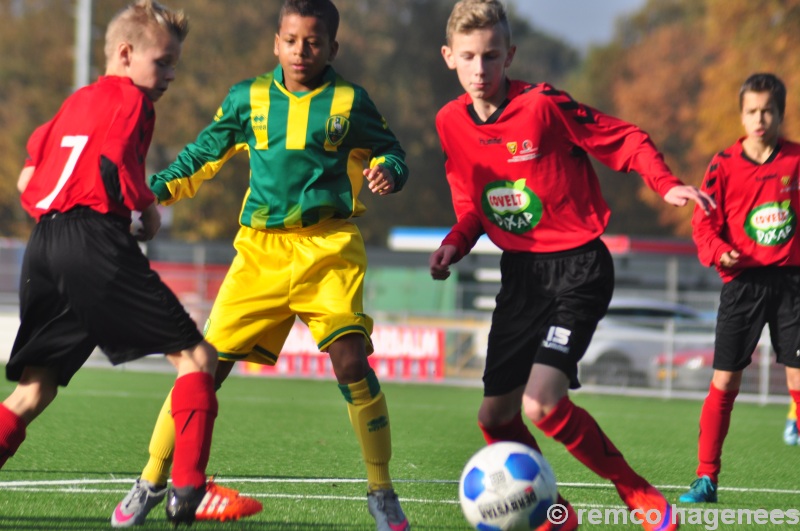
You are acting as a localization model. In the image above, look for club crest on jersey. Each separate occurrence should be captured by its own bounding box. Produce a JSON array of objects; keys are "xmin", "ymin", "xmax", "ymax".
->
[
  {"xmin": 326, "ymin": 115, "xmax": 350, "ymax": 146},
  {"xmin": 482, "ymin": 179, "xmax": 543, "ymax": 234},
  {"xmin": 745, "ymin": 201, "xmax": 796, "ymax": 246},
  {"xmin": 507, "ymin": 142, "xmax": 518, "ymax": 155}
]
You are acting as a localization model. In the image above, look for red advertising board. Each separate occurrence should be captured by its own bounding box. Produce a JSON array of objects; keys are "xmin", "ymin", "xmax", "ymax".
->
[{"xmin": 238, "ymin": 324, "xmax": 446, "ymax": 382}]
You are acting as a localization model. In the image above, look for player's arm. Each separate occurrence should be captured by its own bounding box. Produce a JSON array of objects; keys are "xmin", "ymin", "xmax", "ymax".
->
[
  {"xmin": 356, "ymin": 90, "xmax": 409, "ymax": 193},
  {"xmin": 430, "ymin": 130, "xmax": 484, "ymax": 280},
  {"xmin": 149, "ymin": 89, "xmax": 246, "ymax": 205},
  {"xmin": 18, "ymin": 121, "xmax": 51, "ymax": 195},
  {"xmin": 17, "ymin": 166, "xmax": 34, "ymax": 194},
  {"xmin": 544, "ymin": 88, "xmax": 714, "ymax": 213},
  {"xmin": 691, "ymin": 156, "xmax": 737, "ymax": 268}
]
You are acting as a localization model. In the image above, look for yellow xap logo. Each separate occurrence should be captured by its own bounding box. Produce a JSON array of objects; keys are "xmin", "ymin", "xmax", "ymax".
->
[
  {"xmin": 506, "ymin": 142, "xmax": 518, "ymax": 155},
  {"xmin": 326, "ymin": 115, "xmax": 351, "ymax": 146}
]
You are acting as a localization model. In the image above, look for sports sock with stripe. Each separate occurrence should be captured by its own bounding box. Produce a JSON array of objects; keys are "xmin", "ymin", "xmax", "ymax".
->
[
  {"xmin": 170, "ymin": 372, "xmax": 217, "ymax": 490},
  {"xmin": 141, "ymin": 389, "xmax": 175, "ymax": 487},
  {"xmin": 339, "ymin": 369, "xmax": 393, "ymax": 492},
  {"xmin": 535, "ymin": 396, "xmax": 648, "ymax": 492}
]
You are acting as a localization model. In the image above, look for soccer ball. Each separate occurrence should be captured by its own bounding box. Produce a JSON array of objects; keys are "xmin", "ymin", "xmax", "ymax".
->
[{"xmin": 459, "ymin": 442, "xmax": 558, "ymax": 531}]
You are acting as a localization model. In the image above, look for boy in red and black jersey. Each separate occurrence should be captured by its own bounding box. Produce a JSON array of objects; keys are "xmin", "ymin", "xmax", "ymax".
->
[
  {"xmin": 1, "ymin": 1, "xmax": 261, "ymax": 526},
  {"xmin": 680, "ymin": 72, "xmax": 800, "ymax": 503},
  {"xmin": 429, "ymin": 1, "xmax": 715, "ymax": 530}
]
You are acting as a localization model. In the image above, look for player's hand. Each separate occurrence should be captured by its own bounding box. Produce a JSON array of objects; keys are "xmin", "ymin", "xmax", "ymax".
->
[
  {"xmin": 664, "ymin": 185, "xmax": 716, "ymax": 214},
  {"xmin": 365, "ymin": 164, "xmax": 395, "ymax": 196},
  {"xmin": 136, "ymin": 203, "xmax": 161, "ymax": 241},
  {"xmin": 430, "ymin": 245, "xmax": 458, "ymax": 280},
  {"xmin": 719, "ymin": 249, "xmax": 740, "ymax": 268}
]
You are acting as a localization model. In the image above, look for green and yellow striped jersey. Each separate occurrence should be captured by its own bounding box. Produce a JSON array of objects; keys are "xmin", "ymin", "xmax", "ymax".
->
[{"xmin": 149, "ymin": 65, "xmax": 408, "ymax": 229}]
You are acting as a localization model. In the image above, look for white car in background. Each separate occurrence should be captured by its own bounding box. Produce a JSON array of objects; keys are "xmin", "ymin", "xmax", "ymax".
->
[{"xmin": 578, "ymin": 297, "xmax": 715, "ymax": 387}]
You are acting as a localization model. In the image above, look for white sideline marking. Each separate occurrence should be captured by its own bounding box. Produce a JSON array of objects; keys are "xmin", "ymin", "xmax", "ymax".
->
[{"xmin": 1, "ymin": 477, "xmax": 800, "ymax": 497}]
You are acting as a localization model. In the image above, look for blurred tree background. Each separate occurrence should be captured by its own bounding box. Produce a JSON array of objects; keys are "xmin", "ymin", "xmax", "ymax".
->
[{"xmin": 2, "ymin": 0, "xmax": 800, "ymax": 245}]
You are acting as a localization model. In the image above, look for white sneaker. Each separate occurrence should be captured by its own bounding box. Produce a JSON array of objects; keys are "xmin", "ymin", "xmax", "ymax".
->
[
  {"xmin": 367, "ymin": 489, "xmax": 410, "ymax": 531},
  {"xmin": 111, "ymin": 478, "xmax": 167, "ymax": 527}
]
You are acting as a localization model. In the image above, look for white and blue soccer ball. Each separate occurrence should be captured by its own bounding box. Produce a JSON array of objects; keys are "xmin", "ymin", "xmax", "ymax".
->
[{"xmin": 459, "ymin": 442, "xmax": 558, "ymax": 531}]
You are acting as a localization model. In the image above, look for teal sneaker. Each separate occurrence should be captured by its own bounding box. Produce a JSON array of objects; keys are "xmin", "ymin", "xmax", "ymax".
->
[
  {"xmin": 783, "ymin": 419, "xmax": 798, "ymax": 446},
  {"xmin": 679, "ymin": 475, "xmax": 718, "ymax": 503}
]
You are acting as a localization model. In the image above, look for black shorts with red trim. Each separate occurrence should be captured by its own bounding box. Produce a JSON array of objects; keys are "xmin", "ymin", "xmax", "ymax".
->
[
  {"xmin": 483, "ymin": 238, "xmax": 615, "ymax": 395},
  {"xmin": 6, "ymin": 207, "xmax": 203, "ymax": 386},
  {"xmin": 714, "ymin": 266, "xmax": 800, "ymax": 371}
]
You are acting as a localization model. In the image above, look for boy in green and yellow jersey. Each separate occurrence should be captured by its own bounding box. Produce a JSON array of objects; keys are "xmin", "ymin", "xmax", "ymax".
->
[{"xmin": 111, "ymin": 1, "xmax": 410, "ymax": 530}]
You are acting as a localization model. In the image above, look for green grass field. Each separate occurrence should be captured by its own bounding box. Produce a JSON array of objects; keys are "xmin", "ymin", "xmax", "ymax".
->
[{"xmin": 0, "ymin": 367, "xmax": 796, "ymax": 530}]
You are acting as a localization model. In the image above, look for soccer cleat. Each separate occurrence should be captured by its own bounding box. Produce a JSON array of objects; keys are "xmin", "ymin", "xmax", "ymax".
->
[
  {"xmin": 111, "ymin": 478, "xmax": 167, "ymax": 527},
  {"xmin": 367, "ymin": 488, "xmax": 410, "ymax": 531},
  {"xmin": 783, "ymin": 419, "xmax": 798, "ymax": 446},
  {"xmin": 535, "ymin": 495, "xmax": 578, "ymax": 531},
  {"xmin": 621, "ymin": 484, "xmax": 679, "ymax": 531},
  {"xmin": 678, "ymin": 475, "xmax": 717, "ymax": 503},
  {"xmin": 166, "ymin": 479, "xmax": 263, "ymax": 526}
]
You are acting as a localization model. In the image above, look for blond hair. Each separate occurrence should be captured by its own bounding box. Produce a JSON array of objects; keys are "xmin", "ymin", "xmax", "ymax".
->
[
  {"xmin": 104, "ymin": 0, "xmax": 189, "ymax": 63},
  {"xmin": 446, "ymin": 0, "xmax": 511, "ymax": 46}
]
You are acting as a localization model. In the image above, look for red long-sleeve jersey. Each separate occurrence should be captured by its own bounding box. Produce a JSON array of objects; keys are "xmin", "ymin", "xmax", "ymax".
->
[
  {"xmin": 436, "ymin": 81, "xmax": 683, "ymax": 258},
  {"xmin": 692, "ymin": 138, "xmax": 800, "ymax": 282},
  {"xmin": 21, "ymin": 76, "xmax": 155, "ymax": 221}
]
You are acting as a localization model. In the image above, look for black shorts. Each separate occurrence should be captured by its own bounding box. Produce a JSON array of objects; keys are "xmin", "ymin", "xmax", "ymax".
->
[
  {"xmin": 714, "ymin": 266, "xmax": 800, "ymax": 371},
  {"xmin": 483, "ymin": 238, "xmax": 615, "ymax": 395},
  {"xmin": 6, "ymin": 208, "xmax": 203, "ymax": 386}
]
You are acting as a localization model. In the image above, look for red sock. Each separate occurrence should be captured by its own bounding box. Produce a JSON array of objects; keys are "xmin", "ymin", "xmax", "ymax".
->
[
  {"xmin": 479, "ymin": 411, "xmax": 541, "ymax": 453},
  {"xmin": 696, "ymin": 383, "xmax": 738, "ymax": 483},
  {"xmin": 535, "ymin": 396, "xmax": 646, "ymax": 491},
  {"xmin": 171, "ymin": 372, "xmax": 217, "ymax": 489},
  {"xmin": 790, "ymin": 389, "xmax": 800, "ymax": 433},
  {"xmin": 0, "ymin": 405, "xmax": 26, "ymax": 469}
]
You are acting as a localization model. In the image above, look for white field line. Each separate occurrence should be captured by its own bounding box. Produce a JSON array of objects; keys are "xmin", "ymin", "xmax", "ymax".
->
[{"xmin": 1, "ymin": 477, "xmax": 799, "ymax": 498}]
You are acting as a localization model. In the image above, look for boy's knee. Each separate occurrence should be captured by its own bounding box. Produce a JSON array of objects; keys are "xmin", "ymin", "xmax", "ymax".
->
[
  {"xmin": 328, "ymin": 334, "xmax": 370, "ymax": 384},
  {"xmin": 522, "ymin": 400, "xmax": 547, "ymax": 424}
]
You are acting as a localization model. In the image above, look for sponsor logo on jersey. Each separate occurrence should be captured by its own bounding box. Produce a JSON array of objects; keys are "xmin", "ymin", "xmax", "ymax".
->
[
  {"xmin": 480, "ymin": 137, "xmax": 502, "ymax": 145},
  {"xmin": 481, "ymin": 179, "xmax": 543, "ymax": 234},
  {"xmin": 745, "ymin": 201, "xmax": 796, "ymax": 246},
  {"xmin": 506, "ymin": 139, "xmax": 541, "ymax": 162},
  {"xmin": 326, "ymin": 115, "xmax": 350, "ymax": 146},
  {"xmin": 781, "ymin": 174, "xmax": 800, "ymax": 193}
]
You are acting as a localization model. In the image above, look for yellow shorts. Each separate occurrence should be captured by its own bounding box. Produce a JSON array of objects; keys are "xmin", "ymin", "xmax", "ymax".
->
[{"xmin": 204, "ymin": 219, "xmax": 373, "ymax": 365}]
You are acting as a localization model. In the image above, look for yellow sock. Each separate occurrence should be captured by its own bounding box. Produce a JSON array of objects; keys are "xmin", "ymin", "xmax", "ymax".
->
[
  {"xmin": 140, "ymin": 389, "xmax": 175, "ymax": 487},
  {"xmin": 340, "ymin": 370, "xmax": 393, "ymax": 491},
  {"xmin": 790, "ymin": 401, "xmax": 797, "ymax": 421}
]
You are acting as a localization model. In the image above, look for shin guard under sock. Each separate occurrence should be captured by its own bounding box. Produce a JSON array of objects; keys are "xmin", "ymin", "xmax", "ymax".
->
[
  {"xmin": 479, "ymin": 411, "xmax": 541, "ymax": 452},
  {"xmin": 535, "ymin": 396, "xmax": 647, "ymax": 491},
  {"xmin": 141, "ymin": 389, "xmax": 175, "ymax": 487},
  {"xmin": 0, "ymin": 405, "xmax": 26, "ymax": 469},
  {"xmin": 696, "ymin": 384, "xmax": 738, "ymax": 483},
  {"xmin": 171, "ymin": 372, "xmax": 217, "ymax": 489},
  {"xmin": 340, "ymin": 370, "xmax": 393, "ymax": 491}
]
